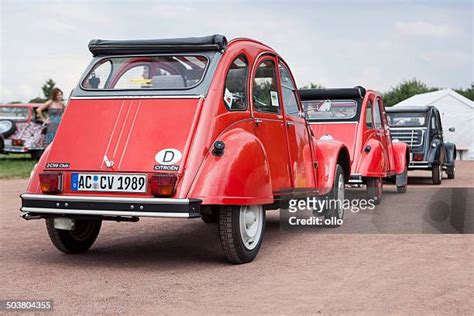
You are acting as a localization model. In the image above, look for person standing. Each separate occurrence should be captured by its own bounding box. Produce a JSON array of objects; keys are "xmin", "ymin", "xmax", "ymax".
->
[{"xmin": 37, "ymin": 88, "xmax": 65, "ymax": 145}]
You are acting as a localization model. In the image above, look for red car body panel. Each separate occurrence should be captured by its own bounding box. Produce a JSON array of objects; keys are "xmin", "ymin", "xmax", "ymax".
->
[
  {"xmin": 26, "ymin": 38, "xmax": 350, "ymax": 208},
  {"xmin": 304, "ymin": 90, "xmax": 408, "ymax": 181}
]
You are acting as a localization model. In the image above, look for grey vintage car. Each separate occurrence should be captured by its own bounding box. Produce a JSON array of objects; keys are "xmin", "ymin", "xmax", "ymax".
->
[
  {"xmin": 0, "ymin": 104, "xmax": 46, "ymax": 160},
  {"xmin": 386, "ymin": 105, "xmax": 456, "ymax": 184}
]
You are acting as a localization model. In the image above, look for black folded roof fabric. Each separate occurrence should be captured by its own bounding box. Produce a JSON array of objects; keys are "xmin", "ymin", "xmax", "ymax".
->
[
  {"xmin": 88, "ymin": 34, "xmax": 228, "ymax": 56},
  {"xmin": 299, "ymin": 87, "xmax": 366, "ymax": 100}
]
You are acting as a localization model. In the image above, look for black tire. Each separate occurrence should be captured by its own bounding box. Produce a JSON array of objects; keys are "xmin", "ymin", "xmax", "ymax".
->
[
  {"xmin": 432, "ymin": 163, "xmax": 442, "ymax": 185},
  {"xmin": 367, "ymin": 177, "xmax": 383, "ymax": 205},
  {"xmin": 0, "ymin": 120, "xmax": 16, "ymax": 138},
  {"xmin": 397, "ymin": 185, "xmax": 407, "ymax": 193},
  {"xmin": 447, "ymin": 165, "xmax": 455, "ymax": 179},
  {"xmin": 396, "ymin": 168, "xmax": 408, "ymax": 193},
  {"xmin": 46, "ymin": 218, "xmax": 102, "ymax": 254},
  {"xmin": 218, "ymin": 205, "xmax": 265, "ymax": 264},
  {"xmin": 324, "ymin": 165, "xmax": 345, "ymax": 227},
  {"xmin": 29, "ymin": 150, "xmax": 44, "ymax": 161}
]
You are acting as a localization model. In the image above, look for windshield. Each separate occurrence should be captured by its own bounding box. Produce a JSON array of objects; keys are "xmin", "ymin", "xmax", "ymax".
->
[
  {"xmin": 387, "ymin": 112, "xmax": 426, "ymax": 127},
  {"xmin": 81, "ymin": 55, "xmax": 209, "ymax": 90},
  {"xmin": 303, "ymin": 100, "xmax": 358, "ymax": 120},
  {"xmin": 0, "ymin": 107, "xmax": 29, "ymax": 120}
]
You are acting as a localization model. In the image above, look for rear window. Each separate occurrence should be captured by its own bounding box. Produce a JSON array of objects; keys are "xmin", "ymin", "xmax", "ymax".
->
[
  {"xmin": 0, "ymin": 107, "xmax": 29, "ymax": 120},
  {"xmin": 387, "ymin": 112, "xmax": 427, "ymax": 127},
  {"xmin": 303, "ymin": 100, "xmax": 357, "ymax": 120},
  {"xmin": 81, "ymin": 55, "xmax": 209, "ymax": 90}
]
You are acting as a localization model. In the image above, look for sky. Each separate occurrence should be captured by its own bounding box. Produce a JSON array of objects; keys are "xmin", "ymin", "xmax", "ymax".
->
[{"xmin": 0, "ymin": 0, "xmax": 472, "ymax": 103}]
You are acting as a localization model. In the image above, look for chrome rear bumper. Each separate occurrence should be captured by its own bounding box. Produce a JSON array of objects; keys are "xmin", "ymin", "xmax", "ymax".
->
[{"xmin": 20, "ymin": 194, "xmax": 201, "ymax": 219}]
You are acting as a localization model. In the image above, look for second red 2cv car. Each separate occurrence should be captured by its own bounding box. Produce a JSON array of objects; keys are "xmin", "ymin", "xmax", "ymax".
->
[
  {"xmin": 299, "ymin": 87, "xmax": 410, "ymax": 204},
  {"xmin": 21, "ymin": 35, "xmax": 352, "ymax": 264}
]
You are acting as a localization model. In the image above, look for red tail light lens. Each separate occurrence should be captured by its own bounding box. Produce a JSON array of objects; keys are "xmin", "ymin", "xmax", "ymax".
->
[
  {"xmin": 39, "ymin": 172, "xmax": 63, "ymax": 194},
  {"xmin": 12, "ymin": 139, "xmax": 24, "ymax": 146},
  {"xmin": 414, "ymin": 153, "xmax": 424, "ymax": 161},
  {"xmin": 150, "ymin": 174, "xmax": 178, "ymax": 197}
]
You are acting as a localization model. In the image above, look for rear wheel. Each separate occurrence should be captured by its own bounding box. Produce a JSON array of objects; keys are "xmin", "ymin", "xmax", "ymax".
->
[
  {"xmin": 396, "ymin": 168, "xmax": 408, "ymax": 193},
  {"xmin": 367, "ymin": 177, "xmax": 383, "ymax": 205},
  {"xmin": 218, "ymin": 205, "xmax": 265, "ymax": 264},
  {"xmin": 324, "ymin": 165, "xmax": 345, "ymax": 227},
  {"xmin": 446, "ymin": 165, "xmax": 455, "ymax": 179},
  {"xmin": 46, "ymin": 218, "xmax": 102, "ymax": 254},
  {"xmin": 432, "ymin": 163, "xmax": 442, "ymax": 185}
]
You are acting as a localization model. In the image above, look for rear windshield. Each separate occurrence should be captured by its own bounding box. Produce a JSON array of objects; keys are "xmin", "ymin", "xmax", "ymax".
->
[
  {"xmin": 303, "ymin": 100, "xmax": 358, "ymax": 120},
  {"xmin": 0, "ymin": 107, "xmax": 29, "ymax": 120},
  {"xmin": 81, "ymin": 55, "xmax": 209, "ymax": 90},
  {"xmin": 387, "ymin": 112, "xmax": 426, "ymax": 127}
]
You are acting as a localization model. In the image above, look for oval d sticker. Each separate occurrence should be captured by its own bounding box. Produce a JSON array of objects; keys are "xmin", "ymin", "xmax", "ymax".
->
[{"xmin": 155, "ymin": 149, "xmax": 182, "ymax": 165}]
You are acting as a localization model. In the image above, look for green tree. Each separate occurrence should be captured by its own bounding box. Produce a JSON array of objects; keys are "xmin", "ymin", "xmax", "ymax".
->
[
  {"xmin": 383, "ymin": 78, "xmax": 438, "ymax": 107},
  {"xmin": 8, "ymin": 101, "xmax": 22, "ymax": 104},
  {"xmin": 41, "ymin": 79, "xmax": 56, "ymax": 100},
  {"xmin": 454, "ymin": 83, "xmax": 474, "ymax": 101},
  {"xmin": 28, "ymin": 97, "xmax": 47, "ymax": 103}
]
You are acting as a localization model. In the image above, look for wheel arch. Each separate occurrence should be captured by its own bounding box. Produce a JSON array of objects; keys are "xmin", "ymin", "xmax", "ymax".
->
[{"xmin": 187, "ymin": 127, "xmax": 273, "ymax": 205}]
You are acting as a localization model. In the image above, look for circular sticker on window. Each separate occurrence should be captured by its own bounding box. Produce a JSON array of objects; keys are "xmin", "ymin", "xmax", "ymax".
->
[{"xmin": 155, "ymin": 149, "xmax": 182, "ymax": 165}]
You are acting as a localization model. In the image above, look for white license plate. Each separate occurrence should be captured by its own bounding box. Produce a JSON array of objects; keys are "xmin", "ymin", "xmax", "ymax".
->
[{"xmin": 71, "ymin": 173, "xmax": 147, "ymax": 193}]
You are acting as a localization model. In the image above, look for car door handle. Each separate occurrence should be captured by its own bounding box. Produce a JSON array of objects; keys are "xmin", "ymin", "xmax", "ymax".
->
[
  {"xmin": 286, "ymin": 121, "xmax": 295, "ymax": 126},
  {"xmin": 255, "ymin": 118, "xmax": 263, "ymax": 126}
]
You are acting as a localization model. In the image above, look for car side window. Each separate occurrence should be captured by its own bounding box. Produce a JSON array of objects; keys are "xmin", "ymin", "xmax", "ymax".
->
[
  {"xmin": 278, "ymin": 63, "xmax": 300, "ymax": 117},
  {"xmin": 223, "ymin": 55, "xmax": 248, "ymax": 111},
  {"xmin": 253, "ymin": 59, "xmax": 280, "ymax": 114},
  {"xmin": 366, "ymin": 101, "xmax": 373, "ymax": 128},
  {"xmin": 373, "ymin": 99, "xmax": 382, "ymax": 129}
]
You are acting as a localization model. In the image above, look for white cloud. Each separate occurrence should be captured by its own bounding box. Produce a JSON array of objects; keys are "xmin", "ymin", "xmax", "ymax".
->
[
  {"xmin": 0, "ymin": 1, "xmax": 472, "ymax": 102},
  {"xmin": 394, "ymin": 21, "xmax": 458, "ymax": 39}
]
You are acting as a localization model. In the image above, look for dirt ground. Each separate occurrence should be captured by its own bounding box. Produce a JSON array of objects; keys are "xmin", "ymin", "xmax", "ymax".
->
[{"xmin": 1, "ymin": 162, "xmax": 473, "ymax": 314}]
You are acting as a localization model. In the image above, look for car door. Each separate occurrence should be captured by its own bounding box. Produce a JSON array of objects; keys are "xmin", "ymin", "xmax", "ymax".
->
[
  {"xmin": 431, "ymin": 109, "xmax": 446, "ymax": 163},
  {"xmin": 251, "ymin": 56, "xmax": 292, "ymax": 193},
  {"xmin": 377, "ymin": 97, "xmax": 395, "ymax": 172},
  {"xmin": 277, "ymin": 60, "xmax": 316, "ymax": 191},
  {"xmin": 373, "ymin": 96, "xmax": 391, "ymax": 173}
]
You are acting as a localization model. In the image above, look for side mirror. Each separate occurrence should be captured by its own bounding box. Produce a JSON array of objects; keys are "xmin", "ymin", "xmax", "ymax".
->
[{"xmin": 448, "ymin": 127, "xmax": 455, "ymax": 132}]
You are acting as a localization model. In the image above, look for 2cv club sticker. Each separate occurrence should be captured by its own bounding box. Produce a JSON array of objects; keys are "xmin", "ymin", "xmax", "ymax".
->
[{"xmin": 154, "ymin": 148, "xmax": 182, "ymax": 171}]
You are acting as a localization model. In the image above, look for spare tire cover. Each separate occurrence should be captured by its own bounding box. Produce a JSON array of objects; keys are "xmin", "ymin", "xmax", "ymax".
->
[{"xmin": 0, "ymin": 120, "xmax": 16, "ymax": 137}]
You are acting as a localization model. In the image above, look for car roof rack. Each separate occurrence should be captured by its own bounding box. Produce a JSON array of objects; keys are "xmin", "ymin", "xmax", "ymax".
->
[
  {"xmin": 88, "ymin": 34, "xmax": 227, "ymax": 56},
  {"xmin": 299, "ymin": 87, "xmax": 366, "ymax": 100}
]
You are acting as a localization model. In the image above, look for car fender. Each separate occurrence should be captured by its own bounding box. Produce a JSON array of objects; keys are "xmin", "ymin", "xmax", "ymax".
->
[
  {"xmin": 188, "ymin": 127, "xmax": 273, "ymax": 205},
  {"xmin": 313, "ymin": 140, "xmax": 350, "ymax": 196},
  {"xmin": 444, "ymin": 142, "xmax": 456, "ymax": 166},
  {"xmin": 392, "ymin": 141, "xmax": 409, "ymax": 174},
  {"xmin": 426, "ymin": 139, "xmax": 443, "ymax": 164},
  {"xmin": 355, "ymin": 138, "xmax": 385, "ymax": 177}
]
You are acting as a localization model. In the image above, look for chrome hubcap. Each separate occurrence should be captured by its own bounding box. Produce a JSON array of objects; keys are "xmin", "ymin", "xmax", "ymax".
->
[{"xmin": 239, "ymin": 205, "xmax": 263, "ymax": 250}]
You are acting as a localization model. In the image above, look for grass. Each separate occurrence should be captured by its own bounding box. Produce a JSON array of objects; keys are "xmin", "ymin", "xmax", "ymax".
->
[{"xmin": 0, "ymin": 154, "xmax": 37, "ymax": 179}]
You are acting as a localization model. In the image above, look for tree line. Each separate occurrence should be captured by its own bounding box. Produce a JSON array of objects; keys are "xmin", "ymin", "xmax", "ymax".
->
[{"xmin": 300, "ymin": 79, "xmax": 474, "ymax": 106}]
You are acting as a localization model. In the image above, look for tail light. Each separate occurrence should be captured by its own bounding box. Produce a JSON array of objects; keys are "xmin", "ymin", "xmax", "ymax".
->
[
  {"xmin": 39, "ymin": 172, "xmax": 63, "ymax": 194},
  {"xmin": 150, "ymin": 174, "xmax": 178, "ymax": 197},
  {"xmin": 413, "ymin": 153, "xmax": 424, "ymax": 161},
  {"xmin": 12, "ymin": 139, "xmax": 24, "ymax": 146}
]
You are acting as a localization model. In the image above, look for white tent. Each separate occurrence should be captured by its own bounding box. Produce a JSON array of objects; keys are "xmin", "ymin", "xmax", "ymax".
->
[{"xmin": 393, "ymin": 89, "xmax": 474, "ymax": 160}]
